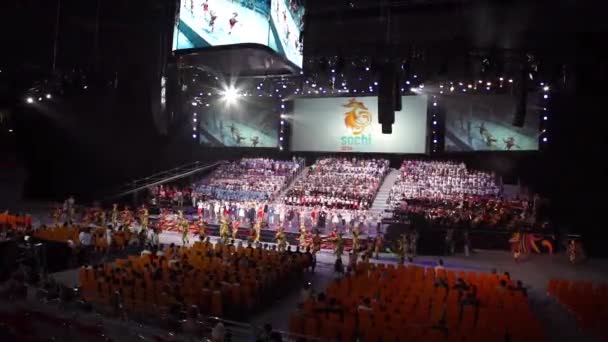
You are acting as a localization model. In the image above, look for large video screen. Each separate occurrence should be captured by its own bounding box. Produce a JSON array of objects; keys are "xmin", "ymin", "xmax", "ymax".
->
[
  {"xmin": 291, "ymin": 96, "xmax": 428, "ymax": 153},
  {"xmin": 197, "ymin": 98, "xmax": 279, "ymax": 148},
  {"xmin": 444, "ymin": 94, "xmax": 540, "ymax": 151},
  {"xmin": 270, "ymin": 0, "xmax": 305, "ymax": 68},
  {"xmin": 172, "ymin": 0, "xmax": 304, "ymax": 67}
]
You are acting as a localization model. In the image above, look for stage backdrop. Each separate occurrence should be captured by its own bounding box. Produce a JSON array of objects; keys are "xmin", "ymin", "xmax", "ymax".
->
[
  {"xmin": 172, "ymin": 0, "xmax": 305, "ymax": 67},
  {"xmin": 197, "ymin": 97, "xmax": 279, "ymax": 148},
  {"xmin": 444, "ymin": 94, "xmax": 540, "ymax": 151},
  {"xmin": 291, "ymin": 96, "xmax": 428, "ymax": 153}
]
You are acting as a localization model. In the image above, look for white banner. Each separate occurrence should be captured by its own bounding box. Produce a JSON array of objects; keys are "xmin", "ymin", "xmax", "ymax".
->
[{"xmin": 291, "ymin": 96, "xmax": 428, "ymax": 153}]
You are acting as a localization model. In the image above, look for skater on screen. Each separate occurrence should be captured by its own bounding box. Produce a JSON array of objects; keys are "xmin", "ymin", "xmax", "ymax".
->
[
  {"xmin": 235, "ymin": 132, "xmax": 246, "ymax": 145},
  {"xmin": 503, "ymin": 137, "xmax": 520, "ymax": 150},
  {"xmin": 208, "ymin": 10, "xmax": 217, "ymax": 32},
  {"xmin": 228, "ymin": 12, "xmax": 239, "ymax": 35},
  {"xmin": 251, "ymin": 136, "xmax": 260, "ymax": 147}
]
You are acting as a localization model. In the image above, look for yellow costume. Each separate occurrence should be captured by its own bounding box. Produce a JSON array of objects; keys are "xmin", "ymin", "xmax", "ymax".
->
[
  {"xmin": 253, "ymin": 220, "xmax": 262, "ymax": 244},
  {"xmin": 298, "ymin": 224, "xmax": 308, "ymax": 247},
  {"xmin": 334, "ymin": 233, "xmax": 344, "ymax": 257},
  {"xmin": 276, "ymin": 227, "xmax": 287, "ymax": 252},
  {"xmin": 140, "ymin": 207, "xmax": 149, "ymax": 230},
  {"xmin": 111, "ymin": 204, "xmax": 119, "ymax": 226},
  {"xmin": 181, "ymin": 218, "xmax": 190, "ymax": 245},
  {"xmin": 351, "ymin": 225, "xmax": 361, "ymax": 252},
  {"xmin": 219, "ymin": 218, "xmax": 231, "ymax": 244}
]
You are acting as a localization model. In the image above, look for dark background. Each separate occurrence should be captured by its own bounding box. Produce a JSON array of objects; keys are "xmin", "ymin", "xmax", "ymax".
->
[{"xmin": 0, "ymin": 0, "xmax": 606, "ymax": 254}]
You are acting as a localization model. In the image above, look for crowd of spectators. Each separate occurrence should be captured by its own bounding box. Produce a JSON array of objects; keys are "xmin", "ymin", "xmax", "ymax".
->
[
  {"xmin": 387, "ymin": 160, "xmax": 542, "ymax": 231},
  {"xmin": 387, "ymin": 160, "xmax": 500, "ymax": 206},
  {"xmin": 197, "ymin": 158, "xmax": 303, "ymax": 202},
  {"xmin": 283, "ymin": 158, "xmax": 389, "ymax": 211}
]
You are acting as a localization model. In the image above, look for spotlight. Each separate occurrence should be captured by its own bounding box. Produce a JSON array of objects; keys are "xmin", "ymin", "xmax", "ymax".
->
[
  {"xmin": 192, "ymin": 102, "xmax": 197, "ymax": 106},
  {"xmin": 467, "ymin": 84, "xmax": 472, "ymax": 89},
  {"xmin": 222, "ymin": 86, "xmax": 239, "ymax": 104},
  {"xmin": 192, "ymin": 134, "xmax": 197, "ymax": 139},
  {"xmin": 499, "ymin": 77, "xmax": 504, "ymax": 81},
  {"xmin": 193, "ymin": 118, "xmax": 197, "ymax": 122},
  {"xmin": 449, "ymin": 86, "xmax": 454, "ymax": 92},
  {"xmin": 280, "ymin": 114, "xmax": 286, "ymax": 119},
  {"xmin": 365, "ymin": 67, "xmax": 370, "ymax": 71},
  {"xmin": 26, "ymin": 97, "xmax": 34, "ymax": 104},
  {"xmin": 543, "ymin": 116, "xmax": 548, "ymax": 120},
  {"xmin": 432, "ymin": 121, "xmax": 437, "ymax": 125},
  {"xmin": 543, "ymin": 94, "xmax": 549, "ymax": 99},
  {"xmin": 433, "ymin": 102, "xmax": 437, "ymax": 107},
  {"xmin": 281, "ymin": 120, "xmax": 284, "ymax": 125},
  {"xmin": 486, "ymin": 82, "xmax": 492, "ymax": 86},
  {"xmin": 38, "ymin": 97, "xmax": 43, "ymax": 102},
  {"xmin": 542, "ymin": 137, "xmax": 548, "ymax": 142},
  {"xmin": 419, "ymin": 84, "xmax": 425, "ymax": 89},
  {"xmin": 433, "ymin": 139, "xmax": 438, "ymax": 144},
  {"xmin": 478, "ymin": 80, "xmax": 483, "ymax": 84},
  {"xmin": 543, "ymin": 86, "xmax": 550, "ymax": 92},
  {"xmin": 279, "ymin": 146, "xmax": 284, "ymax": 151},
  {"xmin": 508, "ymin": 79, "xmax": 513, "ymax": 83},
  {"xmin": 45, "ymin": 94, "xmax": 52, "ymax": 99},
  {"xmin": 8, "ymin": 129, "xmax": 13, "ymax": 133},
  {"xmin": 83, "ymin": 85, "xmax": 88, "ymax": 89}
]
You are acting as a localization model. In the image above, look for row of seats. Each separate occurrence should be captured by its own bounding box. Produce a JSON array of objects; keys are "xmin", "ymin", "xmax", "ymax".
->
[
  {"xmin": 290, "ymin": 263, "xmax": 543, "ymax": 341},
  {"xmin": 79, "ymin": 241, "xmax": 309, "ymax": 319},
  {"xmin": 547, "ymin": 279, "xmax": 608, "ymax": 341}
]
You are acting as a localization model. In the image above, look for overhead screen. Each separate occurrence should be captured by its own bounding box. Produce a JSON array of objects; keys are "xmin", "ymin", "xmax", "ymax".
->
[
  {"xmin": 197, "ymin": 98, "xmax": 278, "ymax": 148},
  {"xmin": 291, "ymin": 96, "xmax": 428, "ymax": 153},
  {"xmin": 172, "ymin": 0, "xmax": 304, "ymax": 67},
  {"xmin": 444, "ymin": 94, "xmax": 540, "ymax": 151}
]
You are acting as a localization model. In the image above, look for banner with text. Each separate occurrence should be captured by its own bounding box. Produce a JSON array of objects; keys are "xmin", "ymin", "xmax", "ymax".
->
[{"xmin": 291, "ymin": 96, "xmax": 428, "ymax": 153}]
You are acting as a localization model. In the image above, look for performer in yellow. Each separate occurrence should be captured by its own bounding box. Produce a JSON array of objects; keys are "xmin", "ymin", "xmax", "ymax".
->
[
  {"xmin": 181, "ymin": 218, "xmax": 190, "ymax": 246},
  {"xmin": 121, "ymin": 206, "xmax": 132, "ymax": 227},
  {"xmin": 98, "ymin": 209, "xmax": 106, "ymax": 227},
  {"xmin": 111, "ymin": 204, "xmax": 119, "ymax": 227},
  {"xmin": 334, "ymin": 232, "xmax": 344, "ymax": 258},
  {"xmin": 276, "ymin": 226, "xmax": 287, "ymax": 252},
  {"xmin": 351, "ymin": 224, "xmax": 361, "ymax": 253},
  {"xmin": 140, "ymin": 206, "xmax": 149, "ymax": 231},
  {"xmin": 52, "ymin": 206, "xmax": 62, "ymax": 226},
  {"xmin": 298, "ymin": 224, "xmax": 308, "ymax": 248},
  {"xmin": 219, "ymin": 216, "xmax": 231, "ymax": 244},
  {"xmin": 253, "ymin": 219, "xmax": 262, "ymax": 244},
  {"xmin": 373, "ymin": 233, "xmax": 384, "ymax": 259}
]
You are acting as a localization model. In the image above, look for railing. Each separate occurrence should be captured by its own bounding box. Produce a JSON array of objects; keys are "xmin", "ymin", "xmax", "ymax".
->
[{"xmin": 108, "ymin": 160, "xmax": 227, "ymax": 200}]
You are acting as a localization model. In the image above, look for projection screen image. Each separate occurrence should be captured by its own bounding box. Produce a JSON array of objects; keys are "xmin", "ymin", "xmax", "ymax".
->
[
  {"xmin": 291, "ymin": 96, "xmax": 428, "ymax": 153},
  {"xmin": 197, "ymin": 98, "xmax": 278, "ymax": 148},
  {"xmin": 443, "ymin": 94, "xmax": 540, "ymax": 151},
  {"xmin": 172, "ymin": 0, "xmax": 305, "ymax": 67}
]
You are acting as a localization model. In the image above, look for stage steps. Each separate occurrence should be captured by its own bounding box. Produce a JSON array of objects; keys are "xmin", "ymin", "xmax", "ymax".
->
[
  {"xmin": 370, "ymin": 168, "xmax": 401, "ymax": 213},
  {"xmin": 276, "ymin": 166, "xmax": 309, "ymax": 200}
]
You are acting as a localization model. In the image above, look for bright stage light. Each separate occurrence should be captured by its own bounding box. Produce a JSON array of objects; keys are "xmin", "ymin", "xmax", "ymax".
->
[
  {"xmin": 280, "ymin": 114, "xmax": 286, "ymax": 119},
  {"xmin": 543, "ymin": 116, "xmax": 548, "ymax": 120},
  {"xmin": 543, "ymin": 86, "xmax": 550, "ymax": 92},
  {"xmin": 222, "ymin": 87, "xmax": 239, "ymax": 104},
  {"xmin": 543, "ymin": 94, "xmax": 549, "ymax": 99},
  {"xmin": 38, "ymin": 97, "xmax": 43, "ymax": 102},
  {"xmin": 542, "ymin": 137, "xmax": 548, "ymax": 142},
  {"xmin": 46, "ymin": 94, "xmax": 52, "ymax": 99},
  {"xmin": 26, "ymin": 97, "xmax": 34, "ymax": 104}
]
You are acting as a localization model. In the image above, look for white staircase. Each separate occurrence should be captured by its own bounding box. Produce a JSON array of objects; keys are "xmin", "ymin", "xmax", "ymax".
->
[
  {"xmin": 370, "ymin": 168, "xmax": 401, "ymax": 213},
  {"xmin": 276, "ymin": 166, "xmax": 309, "ymax": 201}
]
